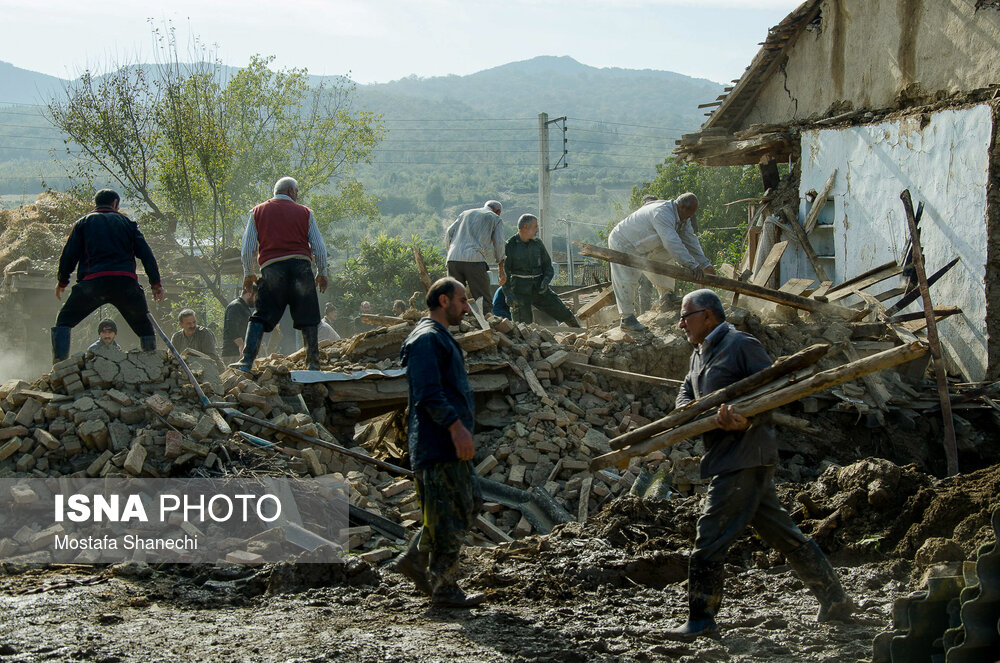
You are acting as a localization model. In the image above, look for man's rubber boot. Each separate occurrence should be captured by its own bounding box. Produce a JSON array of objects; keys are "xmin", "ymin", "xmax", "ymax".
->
[
  {"xmin": 51, "ymin": 326, "xmax": 71, "ymax": 363},
  {"xmin": 392, "ymin": 535, "xmax": 432, "ymax": 596},
  {"xmin": 229, "ymin": 321, "xmax": 264, "ymax": 374},
  {"xmin": 430, "ymin": 582, "xmax": 486, "ymax": 608},
  {"xmin": 786, "ymin": 538, "xmax": 855, "ymax": 622},
  {"xmin": 302, "ymin": 325, "xmax": 321, "ymax": 371},
  {"xmin": 140, "ymin": 335, "xmax": 156, "ymax": 352},
  {"xmin": 664, "ymin": 559, "xmax": 723, "ymax": 641},
  {"xmin": 620, "ymin": 314, "xmax": 647, "ymax": 332}
]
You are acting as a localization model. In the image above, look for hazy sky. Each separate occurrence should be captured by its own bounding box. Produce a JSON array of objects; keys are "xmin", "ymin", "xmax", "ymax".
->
[{"xmin": 1, "ymin": 0, "xmax": 801, "ymax": 85}]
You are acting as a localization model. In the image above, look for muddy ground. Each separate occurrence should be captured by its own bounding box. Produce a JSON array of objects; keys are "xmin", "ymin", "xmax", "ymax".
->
[{"xmin": 2, "ymin": 461, "xmax": 997, "ymax": 663}]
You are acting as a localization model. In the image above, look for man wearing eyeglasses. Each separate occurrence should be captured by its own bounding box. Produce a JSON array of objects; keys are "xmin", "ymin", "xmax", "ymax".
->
[
  {"xmin": 665, "ymin": 289, "xmax": 853, "ymax": 641},
  {"xmin": 608, "ymin": 193, "xmax": 714, "ymax": 332}
]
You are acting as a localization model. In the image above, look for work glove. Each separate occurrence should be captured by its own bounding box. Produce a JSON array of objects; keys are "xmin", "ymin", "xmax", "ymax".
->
[{"xmin": 538, "ymin": 278, "xmax": 551, "ymax": 295}]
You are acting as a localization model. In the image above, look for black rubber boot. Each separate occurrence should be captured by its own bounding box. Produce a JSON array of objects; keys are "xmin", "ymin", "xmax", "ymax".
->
[
  {"xmin": 664, "ymin": 558, "xmax": 723, "ymax": 641},
  {"xmin": 430, "ymin": 581, "xmax": 486, "ymax": 608},
  {"xmin": 230, "ymin": 321, "xmax": 264, "ymax": 373},
  {"xmin": 51, "ymin": 326, "xmax": 71, "ymax": 363},
  {"xmin": 392, "ymin": 535, "xmax": 432, "ymax": 595},
  {"xmin": 302, "ymin": 325, "xmax": 321, "ymax": 371},
  {"xmin": 785, "ymin": 539, "xmax": 855, "ymax": 622},
  {"xmin": 140, "ymin": 335, "xmax": 156, "ymax": 352}
]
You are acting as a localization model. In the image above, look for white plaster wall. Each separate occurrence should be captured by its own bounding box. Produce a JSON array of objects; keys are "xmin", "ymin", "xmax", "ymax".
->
[{"xmin": 781, "ymin": 104, "xmax": 992, "ymax": 380}]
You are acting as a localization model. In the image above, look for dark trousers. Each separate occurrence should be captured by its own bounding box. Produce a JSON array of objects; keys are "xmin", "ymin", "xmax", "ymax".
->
[
  {"xmin": 692, "ymin": 466, "xmax": 808, "ymax": 565},
  {"xmin": 508, "ymin": 279, "xmax": 577, "ymax": 325},
  {"xmin": 55, "ymin": 276, "xmax": 154, "ymax": 337},
  {"xmin": 414, "ymin": 460, "xmax": 479, "ymax": 588},
  {"xmin": 250, "ymin": 260, "xmax": 320, "ymax": 333},
  {"xmin": 447, "ymin": 260, "xmax": 491, "ymax": 303}
]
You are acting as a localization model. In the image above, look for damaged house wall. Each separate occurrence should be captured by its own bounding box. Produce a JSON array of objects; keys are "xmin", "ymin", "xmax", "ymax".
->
[
  {"xmin": 780, "ymin": 104, "xmax": 992, "ymax": 380},
  {"xmin": 742, "ymin": 0, "xmax": 1000, "ymax": 128}
]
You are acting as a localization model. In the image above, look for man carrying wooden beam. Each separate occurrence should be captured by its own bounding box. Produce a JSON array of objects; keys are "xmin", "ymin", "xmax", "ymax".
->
[
  {"xmin": 665, "ymin": 289, "xmax": 852, "ymax": 640},
  {"xmin": 608, "ymin": 193, "xmax": 714, "ymax": 331},
  {"xmin": 393, "ymin": 277, "xmax": 485, "ymax": 608}
]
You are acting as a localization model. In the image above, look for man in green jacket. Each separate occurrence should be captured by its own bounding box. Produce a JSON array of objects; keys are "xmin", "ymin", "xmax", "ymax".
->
[{"xmin": 503, "ymin": 214, "xmax": 580, "ymax": 327}]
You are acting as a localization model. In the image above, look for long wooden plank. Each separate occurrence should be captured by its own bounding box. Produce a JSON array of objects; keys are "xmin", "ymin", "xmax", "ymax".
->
[
  {"xmin": 900, "ymin": 189, "xmax": 958, "ymax": 476},
  {"xmin": 884, "ymin": 256, "xmax": 961, "ymax": 316},
  {"xmin": 750, "ymin": 241, "xmax": 789, "ymax": 287},
  {"xmin": 575, "ymin": 242, "xmax": 857, "ymax": 319},
  {"xmin": 825, "ymin": 261, "xmax": 901, "ymax": 301},
  {"xmin": 564, "ymin": 361, "xmax": 683, "ymax": 387},
  {"xmin": 590, "ymin": 341, "xmax": 927, "ymax": 470},
  {"xmin": 609, "ymin": 343, "xmax": 830, "ymax": 450},
  {"xmin": 901, "ymin": 306, "xmax": 961, "ymax": 332},
  {"xmin": 413, "ymin": 246, "xmax": 432, "ymax": 292},
  {"xmin": 576, "ymin": 285, "xmax": 615, "ymax": 319},
  {"xmin": 781, "ymin": 206, "xmax": 829, "ymax": 282}
]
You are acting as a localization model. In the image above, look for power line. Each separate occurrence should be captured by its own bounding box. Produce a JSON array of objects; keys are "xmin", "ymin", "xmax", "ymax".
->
[{"xmin": 568, "ymin": 117, "xmax": 694, "ymax": 133}]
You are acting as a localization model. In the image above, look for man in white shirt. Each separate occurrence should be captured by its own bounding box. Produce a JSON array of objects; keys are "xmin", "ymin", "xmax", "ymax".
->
[
  {"xmin": 445, "ymin": 200, "xmax": 507, "ymax": 305},
  {"xmin": 608, "ymin": 193, "xmax": 715, "ymax": 331}
]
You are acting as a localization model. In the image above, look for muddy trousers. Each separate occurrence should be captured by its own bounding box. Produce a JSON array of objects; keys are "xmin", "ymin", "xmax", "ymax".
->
[
  {"xmin": 507, "ymin": 280, "xmax": 579, "ymax": 326},
  {"xmin": 688, "ymin": 466, "xmax": 814, "ymax": 620},
  {"xmin": 412, "ymin": 460, "xmax": 479, "ymax": 592},
  {"xmin": 53, "ymin": 276, "xmax": 156, "ymax": 361}
]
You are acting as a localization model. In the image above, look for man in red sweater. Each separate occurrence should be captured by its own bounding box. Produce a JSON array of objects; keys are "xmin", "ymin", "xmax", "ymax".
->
[{"xmin": 232, "ymin": 177, "xmax": 328, "ymax": 372}]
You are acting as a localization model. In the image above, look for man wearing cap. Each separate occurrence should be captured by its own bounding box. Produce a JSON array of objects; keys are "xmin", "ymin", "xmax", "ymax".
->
[
  {"xmin": 232, "ymin": 176, "xmax": 328, "ymax": 373},
  {"xmin": 503, "ymin": 214, "xmax": 580, "ymax": 326},
  {"xmin": 445, "ymin": 200, "xmax": 507, "ymax": 305},
  {"xmin": 52, "ymin": 188, "xmax": 163, "ymax": 363},
  {"xmin": 88, "ymin": 319, "xmax": 121, "ymax": 352},
  {"xmin": 608, "ymin": 193, "xmax": 715, "ymax": 332}
]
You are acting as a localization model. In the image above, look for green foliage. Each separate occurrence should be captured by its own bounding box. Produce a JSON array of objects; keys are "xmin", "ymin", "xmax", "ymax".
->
[
  {"xmin": 630, "ymin": 159, "xmax": 761, "ymax": 267},
  {"xmin": 327, "ymin": 233, "xmax": 445, "ymax": 314},
  {"xmin": 45, "ymin": 25, "xmax": 386, "ymax": 306}
]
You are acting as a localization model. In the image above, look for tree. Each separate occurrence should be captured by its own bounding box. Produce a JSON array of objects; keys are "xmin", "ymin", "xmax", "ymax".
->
[
  {"xmin": 327, "ymin": 233, "xmax": 446, "ymax": 314},
  {"xmin": 46, "ymin": 26, "xmax": 385, "ymax": 305}
]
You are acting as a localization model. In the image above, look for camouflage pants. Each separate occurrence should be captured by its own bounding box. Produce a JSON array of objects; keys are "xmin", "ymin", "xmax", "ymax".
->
[{"xmin": 414, "ymin": 460, "xmax": 479, "ymax": 589}]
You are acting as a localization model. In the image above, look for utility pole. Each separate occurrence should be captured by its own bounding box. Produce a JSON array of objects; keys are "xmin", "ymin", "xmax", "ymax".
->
[
  {"xmin": 564, "ymin": 217, "xmax": 575, "ymax": 286},
  {"xmin": 538, "ymin": 113, "xmax": 568, "ymax": 255}
]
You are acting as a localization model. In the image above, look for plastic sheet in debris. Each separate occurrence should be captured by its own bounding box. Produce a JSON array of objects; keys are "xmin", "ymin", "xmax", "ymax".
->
[{"xmin": 290, "ymin": 368, "xmax": 407, "ymax": 384}]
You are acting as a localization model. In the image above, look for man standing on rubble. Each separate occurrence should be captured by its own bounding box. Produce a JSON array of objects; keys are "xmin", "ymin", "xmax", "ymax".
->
[
  {"xmin": 608, "ymin": 193, "xmax": 714, "ymax": 332},
  {"xmin": 503, "ymin": 213, "xmax": 580, "ymax": 326},
  {"xmin": 232, "ymin": 176, "xmax": 328, "ymax": 372},
  {"xmin": 394, "ymin": 277, "xmax": 485, "ymax": 608},
  {"xmin": 445, "ymin": 200, "xmax": 507, "ymax": 305},
  {"xmin": 665, "ymin": 289, "xmax": 853, "ymax": 641},
  {"xmin": 222, "ymin": 283, "xmax": 256, "ymax": 363},
  {"xmin": 52, "ymin": 189, "xmax": 163, "ymax": 362}
]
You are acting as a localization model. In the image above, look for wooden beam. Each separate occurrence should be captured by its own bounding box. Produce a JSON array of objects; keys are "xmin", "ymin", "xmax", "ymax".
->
[
  {"xmin": 750, "ymin": 240, "xmax": 789, "ymax": 287},
  {"xmin": 609, "ymin": 343, "xmax": 830, "ymax": 450},
  {"xmin": 803, "ymin": 170, "xmax": 838, "ymax": 234},
  {"xmin": 824, "ymin": 260, "xmax": 901, "ymax": 301},
  {"xmin": 781, "ymin": 206, "xmax": 829, "ymax": 282},
  {"xmin": 576, "ymin": 285, "xmax": 616, "ymax": 319},
  {"xmin": 884, "ymin": 256, "xmax": 960, "ymax": 316},
  {"xmin": 564, "ymin": 361, "xmax": 684, "ymax": 387},
  {"xmin": 842, "ymin": 343, "xmax": 891, "ymax": 411},
  {"xmin": 590, "ymin": 341, "xmax": 928, "ymax": 470},
  {"xmin": 900, "ymin": 189, "xmax": 958, "ymax": 476},
  {"xmin": 360, "ymin": 314, "xmax": 407, "ymax": 327},
  {"xmin": 575, "ymin": 242, "xmax": 857, "ymax": 319}
]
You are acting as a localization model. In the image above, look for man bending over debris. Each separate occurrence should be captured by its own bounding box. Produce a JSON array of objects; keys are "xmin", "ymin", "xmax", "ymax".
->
[
  {"xmin": 171, "ymin": 309, "xmax": 225, "ymax": 371},
  {"xmin": 52, "ymin": 189, "xmax": 163, "ymax": 362},
  {"xmin": 608, "ymin": 193, "xmax": 714, "ymax": 332},
  {"xmin": 394, "ymin": 277, "xmax": 485, "ymax": 607},
  {"xmin": 503, "ymin": 213, "xmax": 580, "ymax": 327},
  {"xmin": 665, "ymin": 288, "xmax": 852, "ymax": 640},
  {"xmin": 446, "ymin": 200, "xmax": 507, "ymax": 306},
  {"xmin": 232, "ymin": 176, "xmax": 328, "ymax": 372}
]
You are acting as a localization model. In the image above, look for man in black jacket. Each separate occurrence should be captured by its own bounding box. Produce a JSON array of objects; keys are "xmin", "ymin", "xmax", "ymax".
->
[
  {"xmin": 52, "ymin": 189, "xmax": 164, "ymax": 362},
  {"xmin": 393, "ymin": 277, "xmax": 484, "ymax": 608},
  {"xmin": 664, "ymin": 289, "xmax": 852, "ymax": 641}
]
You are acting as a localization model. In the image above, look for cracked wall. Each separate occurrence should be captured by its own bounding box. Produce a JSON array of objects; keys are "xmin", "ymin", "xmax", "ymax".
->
[
  {"xmin": 780, "ymin": 105, "xmax": 992, "ymax": 380},
  {"xmin": 741, "ymin": 0, "xmax": 1000, "ymax": 129}
]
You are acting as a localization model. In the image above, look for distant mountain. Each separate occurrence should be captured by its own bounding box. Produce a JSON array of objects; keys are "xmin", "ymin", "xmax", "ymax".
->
[{"xmin": 0, "ymin": 61, "xmax": 66, "ymax": 105}]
